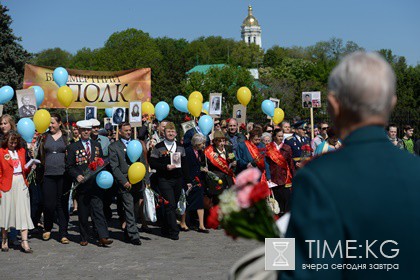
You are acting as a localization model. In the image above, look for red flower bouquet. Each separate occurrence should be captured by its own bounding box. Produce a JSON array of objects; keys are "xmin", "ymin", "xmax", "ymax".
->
[{"xmin": 207, "ymin": 168, "xmax": 280, "ymax": 242}]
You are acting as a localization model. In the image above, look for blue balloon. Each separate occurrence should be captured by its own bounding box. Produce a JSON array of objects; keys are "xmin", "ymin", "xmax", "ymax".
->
[
  {"xmin": 105, "ymin": 108, "xmax": 113, "ymax": 118},
  {"xmin": 198, "ymin": 115, "xmax": 214, "ymax": 136},
  {"xmin": 96, "ymin": 171, "xmax": 114, "ymax": 189},
  {"xmin": 17, "ymin": 118, "xmax": 36, "ymax": 143},
  {"xmin": 173, "ymin": 95, "xmax": 188, "ymax": 113},
  {"xmin": 203, "ymin": 101, "xmax": 209, "ymax": 112},
  {"xmin": 53, "ymin": 67, "xmax": 68, "ymax": 87},
  {"xmin": 127, "ymin": 140, "xmax": 143, "ymax": 163},
  {"xmin": 261, "ymin": 100, "xmax": 275, "ymax": 117},
  {"xmin": 155, "ymin": 101, "xmax": 170, "ymax": 121},
  {"xmin": 0, "ymin": 85, "xmax": 14, "ymax": 104},
  {"xmin": 31, "ymin": 86, "xmax": 44, "ymax": 107}
]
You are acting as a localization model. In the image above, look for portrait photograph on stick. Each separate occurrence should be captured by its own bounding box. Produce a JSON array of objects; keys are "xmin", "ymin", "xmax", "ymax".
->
[
  {"xmin": 170, "ymin": 152, "xmax": 182, "ymax": 168},
  {"xmin": 112, "ymin": 107, "xmax": 126, "ymax": 126},
  {"xmin": 129, "ymin": 101, "xmax": 142, "ymax": 126},
  {"xmin": 85, "ymin": 106, "xmax": 97, "ymax": 120},
  {"xmin": 209, "ymin": 93, "xmax": 222, "ymax": 116},
  {"xmin": 232, "ymin": 104, "xmax": 246, "ymax": 125},
  {"xmin": 16, "ymin": 88, "xmax": 37, "ymax": 118}
]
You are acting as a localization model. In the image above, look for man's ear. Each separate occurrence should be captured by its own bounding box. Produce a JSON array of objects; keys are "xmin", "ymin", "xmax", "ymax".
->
[{"xmin": 327, "ymin": 93, "xmax": 340, "ymax": 118}]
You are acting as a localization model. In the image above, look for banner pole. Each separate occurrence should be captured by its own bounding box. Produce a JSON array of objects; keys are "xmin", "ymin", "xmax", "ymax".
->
[{"xmin": 310, "ymin": 107, "xmax": 314, "ymax": 140}]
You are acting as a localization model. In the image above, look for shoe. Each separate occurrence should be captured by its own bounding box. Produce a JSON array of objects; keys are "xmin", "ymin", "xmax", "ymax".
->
[
  {"xmin": 131, "ymin": 239, "xmax": 142, "ymax": 246},
  {"xmin": 169, "ymin": 235, "xmax": 179, "ymax": 240},
  {"xmin": 197, "ymin": 228, "xmax": 210, "ymax": 233},
  {"xmin": 141, "ymin": 226, "xmax": 151, "ymax": 233},
  {"xmin": 42, "ymin": 232, "xmax": 51, "ymax": 241},
  {"xmin": 1, "ymin": 238, "xmax": 8, "ymax": 252},
  {"xmin": 98, "ymin": 238, "xmax": 113, "ymax": 246},
  {"xmin": 20, "ymin": 240, "xmax": 33, "ymax": 254},
  {"xmin": 179, "ymin": 225, "xmax": 190, "ymax": 232},
  {"xmin": 80, "ymin": 241, "xmax": 88, "ymax": 246},
  {"xmin": 60, "ymin": 237, "xmax": 70, "ymax": 244}
]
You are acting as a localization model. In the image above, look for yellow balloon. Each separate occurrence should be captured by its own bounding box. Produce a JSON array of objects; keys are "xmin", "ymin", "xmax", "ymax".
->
[
  {"xmin": 189, "ymin": 91, "xmax": 203, "ymax": 103},
  {"xmin": 57, "ymin": 86, "xmax": 73, "ymax": 108},
  {"xmin": 187, "ymin": 98, "xmax": 202, "ymax": 117},
  {"xmin": 237, "ymin": 87, "xmax": 251, "ymax": 106},
  {"xmin": 142, "ymin": 102, "xmax": 155, "ymax": 115},
  {"xmin": 273, "ymin": 108, "xmax": 285, "ymax": 125},
  {"xmin": 128, "ymin": 162, "xmax": 146, "ymax": 184},
  {"xmin": 33, "ymin": 109, "xmax": 51, "ymax": 133}
]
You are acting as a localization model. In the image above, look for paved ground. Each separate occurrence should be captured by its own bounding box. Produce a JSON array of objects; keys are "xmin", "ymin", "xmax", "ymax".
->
[{"xmin": 1, "ymin": 214, "xmax": 260, "ymax": 280}]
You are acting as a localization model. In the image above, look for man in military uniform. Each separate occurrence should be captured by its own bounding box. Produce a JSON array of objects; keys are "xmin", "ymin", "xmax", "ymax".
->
[
  {"xmin": 284, "ymin": 121, "xmax": 310, "ymax": 169},
  {"xmin": 66, "ymin": 120, "xmax": 113, "ymax": 247},
  {"xmin": 18, "ymin": 95, "xmax": 37, "ymax": 117}
]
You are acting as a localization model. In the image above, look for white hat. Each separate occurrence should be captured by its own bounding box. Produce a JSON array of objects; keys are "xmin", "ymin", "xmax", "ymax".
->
[
  {"xmin": 76, "ymin": 120, "xmax": 92, "ymax": 129},
  {"xmin": 89, "ymin": 119, "xmax": 100, "ymax": 127}
]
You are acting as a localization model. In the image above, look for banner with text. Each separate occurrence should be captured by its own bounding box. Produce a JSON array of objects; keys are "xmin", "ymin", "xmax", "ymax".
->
[{"xmin": 23, "ymin": 64, "xmax": 151, "ymax": 109}]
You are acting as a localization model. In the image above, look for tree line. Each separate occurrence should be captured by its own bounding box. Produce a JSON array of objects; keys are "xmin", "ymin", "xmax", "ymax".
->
[{"xmin": 1, "ymin": 4, "xmax": 419, "ymax": 136}]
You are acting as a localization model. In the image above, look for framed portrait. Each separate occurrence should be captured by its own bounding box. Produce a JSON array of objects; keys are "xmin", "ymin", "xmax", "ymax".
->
[
  {"xmin": 181, "ymin": 120, "xmax": 196, "ymax": 134},
  {"xmin": 171, "ymin": 152, "xmax": 182, "ymax": 168},
  {"xmin": 85, "ymin": 106, "xmax": 97, "ymax": 120},
  {"xmin": 268, "ymin": 98, "xmax": 280, "ymax": 119},
  {"xmin": 112, "ymin": 107, "xmax": 126, "ymax": 126},
  {"xmin": 209, "ymin": 93, "xmax": 222, "ymax": 117},
  {"xmin": 302, "ymin": 92, "xmax": 313, "ymax": 108},
  {"xmin": 129, "ymin": 101, "xmax": 142, "ymax": 127},
  {"xmin": 103, "ymin": 117, "xmax": 112, "ymax": 130},
  {"xmin": 311, "ymin": 91, "xmax": 321, "ymax": 108},
  {"xmin": 232, "ymin": 104, "xmax": 246, "ymax": 125},
  {"xmin": 16, "ymin": 88, "xmax": 37, "ymax": 118}
]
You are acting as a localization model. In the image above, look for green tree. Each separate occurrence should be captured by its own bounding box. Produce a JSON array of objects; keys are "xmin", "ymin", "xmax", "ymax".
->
[
  {"xmin": 31, "ymin": 47, "xmax": 72, "ymax": 67},
  {"xmin": 0, "ymin": 4, "xmax": 31, "ymax": 116},
  {"xmin": 70, "ymin": 47, "xmax": 102, "ymax": 70},
  {"xmin": 230, "ymin": 41, "xmax": 264, "ymax": 68}
]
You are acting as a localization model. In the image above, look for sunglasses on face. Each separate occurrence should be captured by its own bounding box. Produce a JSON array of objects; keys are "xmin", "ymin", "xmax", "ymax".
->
[{"xmin": 321, "ymin": 127, "xmax": 329, "ymax": 130}]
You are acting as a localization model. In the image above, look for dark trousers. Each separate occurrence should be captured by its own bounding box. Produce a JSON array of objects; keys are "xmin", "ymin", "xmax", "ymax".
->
[
  {"xmin": 43, "ymin": 175, "xmax": 69, "ymax": 238},
  {"xmin": 119, "ymin": 187, "xmax": 141, "ymax": 241},
  {"xmin": 271, "ymin": 185, "xmax": 292, "ymax": 214},
  {"xmin": 158, "ymin": 177, "xmax": 182, "ymax": 238},
  {"xmin": 29, "ymin": 181, "xmax": 43, "ymax": 227},
  {"xmin": 77, "ymin": 187, "xmax": 109, "ymax": 242}
]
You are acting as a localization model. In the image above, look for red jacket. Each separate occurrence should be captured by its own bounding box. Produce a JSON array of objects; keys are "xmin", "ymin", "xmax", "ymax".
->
[{"xmin": 0, "ymin": 148, "xmax": 29, "ymax": 194}]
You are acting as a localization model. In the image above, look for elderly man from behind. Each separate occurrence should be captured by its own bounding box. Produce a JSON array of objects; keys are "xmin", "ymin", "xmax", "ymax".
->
[{"xmin": 282, "ymin": 52, "xmax": 420, "ymax": 280}]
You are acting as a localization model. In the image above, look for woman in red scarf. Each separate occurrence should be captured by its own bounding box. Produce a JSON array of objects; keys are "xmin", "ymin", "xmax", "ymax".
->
[
  {"xmin": 0, "ymin": 131, "xmax": 38, "ymax": 253},
  {"xmin": 265, "ymin": 129, "xmax": 295, "ymax": 214}
]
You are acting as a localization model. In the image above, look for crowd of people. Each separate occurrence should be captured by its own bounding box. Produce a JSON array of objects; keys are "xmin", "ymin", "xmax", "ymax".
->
[{"xmin": 0, "ymin": 93, "xmax": 418, "ymax": 253}]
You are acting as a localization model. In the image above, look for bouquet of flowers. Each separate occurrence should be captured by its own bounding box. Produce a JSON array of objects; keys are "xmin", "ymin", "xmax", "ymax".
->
[
  {"xmin": 301, "ymin": 144, "xmax": 312, "ymax": 161},
  {"xmin": 69, "ymin": 158, "xmax": 108, "ymax": 193},
  {"xmin": 207, "ymin": 168, "xmax": 280, "ymax": 242}
]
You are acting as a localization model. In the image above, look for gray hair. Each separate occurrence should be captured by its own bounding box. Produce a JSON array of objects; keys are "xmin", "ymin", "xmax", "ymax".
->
[
  {"xmin": 191, "ymin": 133, "xmax": 206, "ymax": 148},
  {"xmin": 261, "ymin": 132, "xmax": 272, "ymax": 142},
  {"xmin": 328, "ymin": 51, "xmax": 396, "ymax": 121}
]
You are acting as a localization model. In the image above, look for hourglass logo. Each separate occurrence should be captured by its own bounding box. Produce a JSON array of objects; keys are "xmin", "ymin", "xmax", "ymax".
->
[{"xmin": 265, "ymin": 238, "xmax": 295, "ymax": 270}]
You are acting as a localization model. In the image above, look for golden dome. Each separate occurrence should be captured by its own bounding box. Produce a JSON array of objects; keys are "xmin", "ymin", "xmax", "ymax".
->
[{"xmin": 242, "ymin": 5, "xmax": 260, "ymax": 27}]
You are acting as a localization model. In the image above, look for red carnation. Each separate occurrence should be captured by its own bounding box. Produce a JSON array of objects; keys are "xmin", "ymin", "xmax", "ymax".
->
[
  {"xmin": 301, "ymin": 144, "xmax": 312, "ymax": 152},
  {"xmin": 96, "ymin": 158, "xmax": 104, "ymax": 167},
  {"xmin": 215, "ymin": 185, "xmax": 222, "ymax": 190},
  {"xmin": 240, "ymin": 123, "xmax": 246, "ymax": 131},
  {"xmin": 207, "ymin": 205, "xmax": 220, "ymax": 229},
  {"xmin": 156, "ymin": 204, "xmax": 160, "ymax": 209},
  {"xmin": 88, "ymin": 161, "xmax": 98, "ymax": 171},
  {"xmin": 249, "ymin": 181, "xmax": 270, "ymax": 204},
  {"xmin": 184, "ymin": 115, "xmax": 191, "ymax": 122},
  {"xmin": 163, "ymin": 200, "xmax": 169, "ymax": 205}
]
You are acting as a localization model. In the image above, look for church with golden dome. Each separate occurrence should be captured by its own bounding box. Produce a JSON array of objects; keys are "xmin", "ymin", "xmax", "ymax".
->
[{"xmin": 241, "ymin": 5, "xmax": 262, "ymax": 48}]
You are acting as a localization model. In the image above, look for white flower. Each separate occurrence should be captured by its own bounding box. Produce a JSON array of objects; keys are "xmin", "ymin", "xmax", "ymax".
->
[{"xmin": 219, "ymin": 189, "xmax": 240, "ymax": 218}]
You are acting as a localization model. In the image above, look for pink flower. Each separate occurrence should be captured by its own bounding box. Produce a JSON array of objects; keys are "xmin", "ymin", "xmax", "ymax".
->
[
  {"xmin": 236, "ymin": 185, "xmax": 253, "ymax": 208},
  {"xmin": 235, "ymin": 168, "xmax": 261, "ymax": 189}
]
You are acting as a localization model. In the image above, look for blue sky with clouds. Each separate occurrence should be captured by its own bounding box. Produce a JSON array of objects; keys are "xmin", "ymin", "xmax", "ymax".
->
[{"xmin": 3, "ymin": 0, "xmax": 420, "ymax": 65}]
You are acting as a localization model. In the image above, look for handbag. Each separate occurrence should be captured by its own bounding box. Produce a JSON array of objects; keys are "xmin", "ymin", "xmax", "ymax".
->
[
  {"xmin": 267, "ymin": 190, "xmax": 280, "ymax": 214},
  {"xmin": 143, "ymin": 187, "xmax": 157, "ymax": 222}
]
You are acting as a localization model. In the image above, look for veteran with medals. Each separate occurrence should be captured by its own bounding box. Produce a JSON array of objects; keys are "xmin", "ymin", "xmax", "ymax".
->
[
  {"xmin": 204, "ymin": 131, "xmax": 236, "ymax": 205},
  {"xmin": 65, "ymin": 120, "xmax": 113, "ymax": 247}
]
